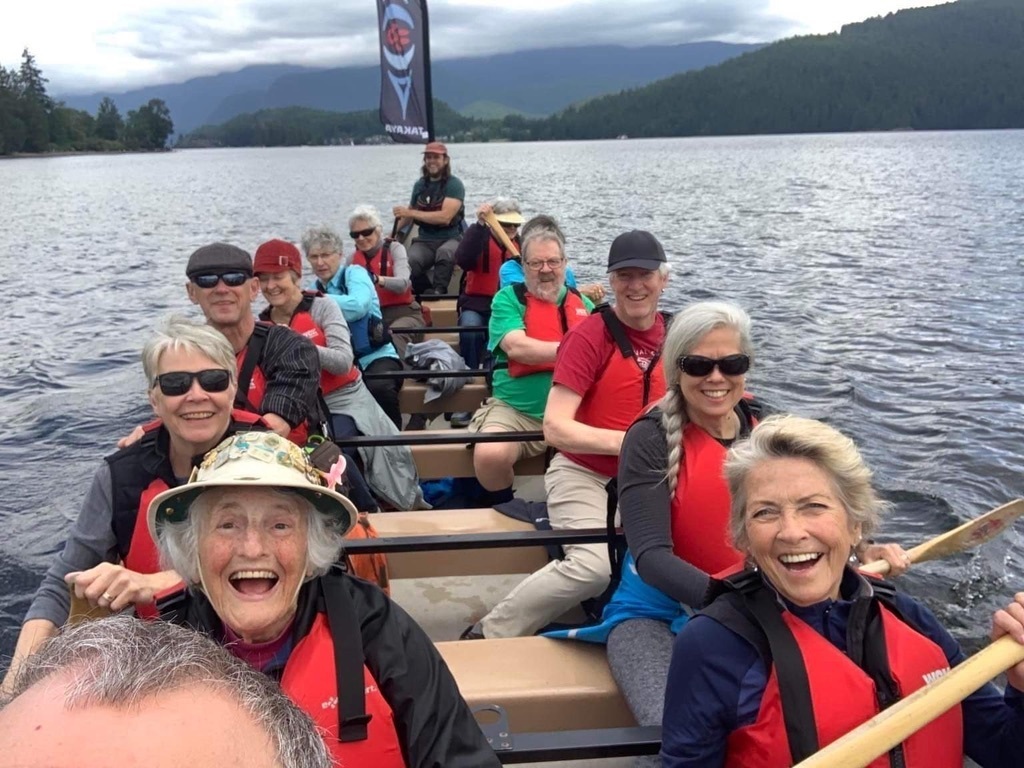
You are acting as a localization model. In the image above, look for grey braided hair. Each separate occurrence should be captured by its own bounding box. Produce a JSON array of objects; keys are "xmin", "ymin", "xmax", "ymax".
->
[{"xmin": 658, "ymin": 301, "xmax": 753, "ymax": 494}]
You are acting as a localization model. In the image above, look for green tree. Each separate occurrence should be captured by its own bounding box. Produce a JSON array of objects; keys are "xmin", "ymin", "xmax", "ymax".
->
[
  {"xmin": 15, "ymin": 48, "xmax": 51, "ymax": 152},
  {"xmin": 124, "ymin": 98, "xmax": 174, "ymax": 149},
  {"xmin": 94, "ymin": 97, "xmax": 123, "ymax": 141}
]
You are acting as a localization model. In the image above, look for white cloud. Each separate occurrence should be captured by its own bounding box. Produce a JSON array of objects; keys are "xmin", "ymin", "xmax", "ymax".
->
[{"xmin": 0, "ymin": 0, "xmax": 951, "ymax": 94}]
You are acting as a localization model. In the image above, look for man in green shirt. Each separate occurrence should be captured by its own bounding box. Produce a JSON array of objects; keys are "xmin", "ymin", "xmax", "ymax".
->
[
  {"xmin": 468, "ymin": 225, "xmax": 595, "ymax": 494},
  {"xmin": 392, "ymin": 141, "xmax": 466, "ymax": 295}
]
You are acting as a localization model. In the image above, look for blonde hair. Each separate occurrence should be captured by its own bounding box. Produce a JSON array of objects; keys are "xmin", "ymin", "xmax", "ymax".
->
[{"xmin": 724, "ymin": 414, "xmax": 888, "ymax": 550}]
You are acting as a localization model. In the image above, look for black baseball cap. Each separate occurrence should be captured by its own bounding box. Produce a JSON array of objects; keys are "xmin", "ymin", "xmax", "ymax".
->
[
  {"xmin": 607, "ymin": 230, "xmax": 666, "ymax": 272},
  {"xmin": 186, "ymin": 243, "xmax": 253, "ymax": 278}
]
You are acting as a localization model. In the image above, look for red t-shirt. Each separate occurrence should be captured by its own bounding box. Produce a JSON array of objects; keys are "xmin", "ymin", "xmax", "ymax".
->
[{"xmin": 552, "ymin": 311, "xmax": 666, "ymax": 477}]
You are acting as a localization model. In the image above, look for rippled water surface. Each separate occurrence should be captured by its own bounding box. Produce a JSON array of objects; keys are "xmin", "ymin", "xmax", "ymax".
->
[{"xmin": 1, "ymin": 132, "xmax": 1022, "ymax": 661}]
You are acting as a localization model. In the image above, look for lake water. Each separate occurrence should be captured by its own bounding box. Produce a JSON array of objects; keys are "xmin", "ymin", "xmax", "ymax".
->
[{"xmin": 0, "ymin": 132, "xmax": 1022, "ymax": 663}]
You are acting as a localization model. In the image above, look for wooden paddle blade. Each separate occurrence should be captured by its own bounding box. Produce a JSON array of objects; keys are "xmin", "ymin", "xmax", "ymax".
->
[
  {"xmin": 860, "ymin": 498, "xmax": 1024, "ymax": 576},
  {"xmin": 67, "ymin": 587, "xmax": 112, "ymax": 626},
  {"xmin": 794, "ymin": 634, "xmax": 1024, "ymax": 768},
  {"xmin": 484, "ymin": 211, "xmax": 521, "ymax": 257}
]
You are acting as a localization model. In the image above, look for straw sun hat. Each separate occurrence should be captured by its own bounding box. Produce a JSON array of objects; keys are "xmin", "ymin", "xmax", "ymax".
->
[{"xmin": 147, "ymin": 431, "xmax": 357, "ymax": 539}]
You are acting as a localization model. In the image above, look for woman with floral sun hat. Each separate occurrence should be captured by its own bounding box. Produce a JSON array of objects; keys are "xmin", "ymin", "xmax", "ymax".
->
[{"xmin": 148, "ymin": 430, "xmax": 498, "ymax": 768}]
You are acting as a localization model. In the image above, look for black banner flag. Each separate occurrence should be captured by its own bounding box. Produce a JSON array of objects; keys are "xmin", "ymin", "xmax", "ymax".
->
[{"xmin": 377, "ymin": 0, "xmax": 434, "ymax": 143}]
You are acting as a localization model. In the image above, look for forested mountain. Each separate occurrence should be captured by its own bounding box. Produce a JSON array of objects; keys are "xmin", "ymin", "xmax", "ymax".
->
[
  {"xmin": 179, "ymin": 101, "xmax": 473, "ymax": 148},
  {"xmin": 178, "ymin": 0, "xmax": 1024, "ymax": 149},
  {"xmin": 60, "ymin": 42, "xmax": 759, "ymax": 135},
  {"xmin": 535, "ymin": 0, "xmax": 1024, "ymax": 139}
]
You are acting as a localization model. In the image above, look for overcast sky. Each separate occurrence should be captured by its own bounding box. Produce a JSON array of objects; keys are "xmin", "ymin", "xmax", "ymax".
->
[{"xmin": 3, "ymin": 0, "xmax": 950, "ymax": 95}]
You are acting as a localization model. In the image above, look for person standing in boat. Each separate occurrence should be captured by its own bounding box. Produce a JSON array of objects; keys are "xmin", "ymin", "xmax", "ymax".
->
[
  {"xmin": 301, "ymin": 227, "xmax": 404, "ymax": 429},
  {"xmin": 465, "ymin": 223, "xmax": 594, "ymax": 502},
  {"xmin": 149, "ymin": 431, "xmax": 499, "ymax": 767},
  {"xmin": 464, "ymin": 230, "xmax": 670, "ymax": 639},
  {"xmin": 0, "ymin": 319, "xmax": 270, "ymax": 693},
  {"xmin": 392, "ymin": 141, "xmax": 465, "ymax": 296},
  {"xmin": 253, "ymin": 238, "xmax": 425, "ymax": 513},
  {"xmin": 449, "ymin": 198, "xmax": 525, "ymax": 427},
  {"xmin": 347, "ymin": 204, "xmax": 425, "ymax": 362},
  {"xmin": 661, "ymin": 415, "xmax": 1024, "ymax": 766}
]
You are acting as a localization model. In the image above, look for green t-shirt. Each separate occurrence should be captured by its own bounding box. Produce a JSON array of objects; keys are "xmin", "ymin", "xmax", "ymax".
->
[
  {"xmin": 488, "ymin": 285, "xmax": 595, "ymax": 420},
  {"xmin": 410, "ymin": 174, "xmax": 465, "ymax": 241}
]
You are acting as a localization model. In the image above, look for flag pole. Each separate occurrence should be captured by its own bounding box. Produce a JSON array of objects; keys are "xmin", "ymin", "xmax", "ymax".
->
[{"xmin": 420, "ymin": 0, "xmax": 435, "ymax": 142}]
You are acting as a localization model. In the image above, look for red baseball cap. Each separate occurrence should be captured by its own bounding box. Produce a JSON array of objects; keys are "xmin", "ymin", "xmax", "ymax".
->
[
  {"xmin": 253, "ymin": 239, "xmax": 302, "ymax": 277},
  {"xmin": 423, "ymin": 141, "xmax": 447, "ymax": 156}
]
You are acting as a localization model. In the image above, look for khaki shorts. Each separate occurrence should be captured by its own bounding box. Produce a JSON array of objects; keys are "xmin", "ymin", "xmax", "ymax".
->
[{"xmin": 468, "ymin": 397, "xmax": 547, "ymax": 460}]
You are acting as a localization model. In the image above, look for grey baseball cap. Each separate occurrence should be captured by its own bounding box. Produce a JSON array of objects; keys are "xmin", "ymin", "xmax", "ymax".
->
[{"xmin": 186, "ymin": 243, "xmax": 253, "ymax": 278}]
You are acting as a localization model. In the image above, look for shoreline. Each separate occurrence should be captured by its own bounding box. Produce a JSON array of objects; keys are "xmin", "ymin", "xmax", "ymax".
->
[{"xmin": 0, "ymin": 148, "xmax": 172, "ymax": 161}]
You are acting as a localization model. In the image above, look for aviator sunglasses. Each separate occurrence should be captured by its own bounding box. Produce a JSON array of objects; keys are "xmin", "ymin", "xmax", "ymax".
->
[
  {"xmin": 677, "ymin": 354, "xmax": 750, "ymax": 377},
  {"xmin": 349, "ymin": 228, "xmax": 376, "ymax": 239},
  {"xmin": 191, "ymin": 271, "xmax": 251, "ymax": 289},
  {"xmin": 153, "ymin": 369, "xmax": 232, "ymax": 397}
]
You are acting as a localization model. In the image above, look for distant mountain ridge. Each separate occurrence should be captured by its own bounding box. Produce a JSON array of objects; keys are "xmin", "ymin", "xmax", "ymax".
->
[
  {"xmin": 533, "ymin": 0, "xmax": 1024, "ymax": 139},
  {"xmin": 57, "ymin": 42, "xmax": 761, "ymax": 134}
]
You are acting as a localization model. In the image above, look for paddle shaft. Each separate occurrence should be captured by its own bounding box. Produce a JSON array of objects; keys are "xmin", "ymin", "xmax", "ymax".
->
[
  {"xmin": 794, "ymin": 635, "xmax": 1024, "ymax": 768},
  {"xmin": 861, "ymin": 498, "xmax": 1024, "ymax": 575},
  {"xmin": 484, "ymin": 211, "xmax": 521, "ymax": 257}
]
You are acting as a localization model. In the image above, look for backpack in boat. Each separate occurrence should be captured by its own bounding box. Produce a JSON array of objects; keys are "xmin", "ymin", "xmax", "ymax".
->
[{"xmin": 343, "ymin": 513, "xmax": 391, "ymax": 596}]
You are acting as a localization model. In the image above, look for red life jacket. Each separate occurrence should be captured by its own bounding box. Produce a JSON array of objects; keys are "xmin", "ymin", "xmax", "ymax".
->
[
  {"xmin": 464, "ymin": 234, "xmax": 513, "ymax": 298},
  {"xmin": 261, "ymin": 293, "xmax": 361, "ymax": 395},
  {"xmin": 507, "ymin": 283, "xmax": 589, "ymax": 378},
  {"xmin": 354, "ymin": 241, "xmax": 414, "ymax": 308},
  {"xmin": 235, "ymin": 323, "xmax": 309, "ymax": 445},
  {"xmin": 113, "ymin": 410, "xmax": 264, "ymax": 618},
  {"xmin": 725, "ymin": 605, "xmax": 962, "ymax": 767},
  {"xmin": 569, "ymin": 309, "xmax": 666, "ymax": 477},
  {"xmin": 670, "ymin": 400, "xmax": 759, "ymax": 574},
  {"xmin": 281, "ymin": 614, "xmax": 405, "ymax": 768}
]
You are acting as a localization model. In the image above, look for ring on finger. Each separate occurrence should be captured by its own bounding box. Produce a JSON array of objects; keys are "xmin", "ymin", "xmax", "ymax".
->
[{"xmin": 102, "ymin": 592, "xmax": 114, "ymax": 602}]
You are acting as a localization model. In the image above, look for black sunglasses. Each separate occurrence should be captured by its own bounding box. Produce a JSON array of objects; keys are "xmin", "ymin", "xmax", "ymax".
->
[
  {"xmin": 153, "ymin": 369, "xmax": 232, "ymax": 397},
  {"xmin": 678, "ymin": 354, "xmax": 750, "ymax": 377},
  {"xmin": 191, "ymin": 271, "xmax": 251, "ymax": 289},
  {"xmin": 349, "ymin": 228, "xmax": 376, "ymax": 239}
]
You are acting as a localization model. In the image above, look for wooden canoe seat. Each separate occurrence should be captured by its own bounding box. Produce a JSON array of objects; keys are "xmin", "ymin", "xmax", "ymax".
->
[
  {"xmin": 438, "ymin": 637, "xmax": 635, "ymax": 733},
  {"xmin": 371, "ymin": 508, "xmax": 547, "ymax": 578},
  {"xmin": 422, "ymin": 298, "xmax": 459, "ymax": 327},
  {"xmin": 398, "ymin": 379, "xmax": 490, "ymax": 415},
  {"xmin": 410, "ymin": 432, "xmax": 547, "ymax": 479}
]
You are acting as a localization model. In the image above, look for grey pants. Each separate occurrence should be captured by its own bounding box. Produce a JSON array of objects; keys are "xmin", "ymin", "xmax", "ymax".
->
[
  {"xmin": 382, "ymin": 303, "xmax": 425, "ymax": 361},
  {"xmin": 408, "ymin": 238, "xmax": 459, "ymax": 294},
  {"xmin": 607, "ymin": 618, "xmax": 675, "ymax": 768}
]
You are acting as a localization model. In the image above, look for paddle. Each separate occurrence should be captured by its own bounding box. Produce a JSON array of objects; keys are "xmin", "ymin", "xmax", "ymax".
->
[
  {"xmin": 793, "ymin": 634, "xmax": 1024, "ymax": 768},
  {"xmin": 860, "ymin": 498, "xmax": 1024, "ymax": 575},
  {"xmin": 483, "ymin": 211, "xmax": 521, "ymax": 258},
  {"xmin": 67, "ymin": 587, "xmax": 112, "ymax": 625}
]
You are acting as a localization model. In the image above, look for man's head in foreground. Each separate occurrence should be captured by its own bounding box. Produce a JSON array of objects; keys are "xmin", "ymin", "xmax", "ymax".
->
[{"xmin": 0, "ymin": 616, "xmax": 330, "ymax": 768}]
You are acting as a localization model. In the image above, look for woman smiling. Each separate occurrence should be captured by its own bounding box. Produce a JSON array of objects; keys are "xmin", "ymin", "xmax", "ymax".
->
[
  {"xmin": 150, "ymin": 431, "xmax": 497, "ymax": 767},
  {"xmin": 660, "ymin": 415, "xmax": 1024, "ymax": 766},
  {"xmin": 1, "ymin": 319, "xmax": 267, "ymax": 693}
]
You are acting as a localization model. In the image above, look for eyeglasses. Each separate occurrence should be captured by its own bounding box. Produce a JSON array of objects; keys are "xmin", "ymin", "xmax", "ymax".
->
[
  {"xmin": 191, "ymin": 271, "xmax": 251, "ymax": 289},
  {"xmin": 152, "ymin": 369, "xmax": 232, "ymax": 397},
  {"xmin": 677, "ymin": 354, "xmax": 750, "ymax": 377},
  {"xmin": 349, "ymin": 228, "xmax": 376, "ymax": 239},
  {"xmin": 500, "ymin": 222, "xmax": 520, "ymax": 230},
  {"xmin": 524, "ymin": 258, "xmax": 564, "ymax": 271}
]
